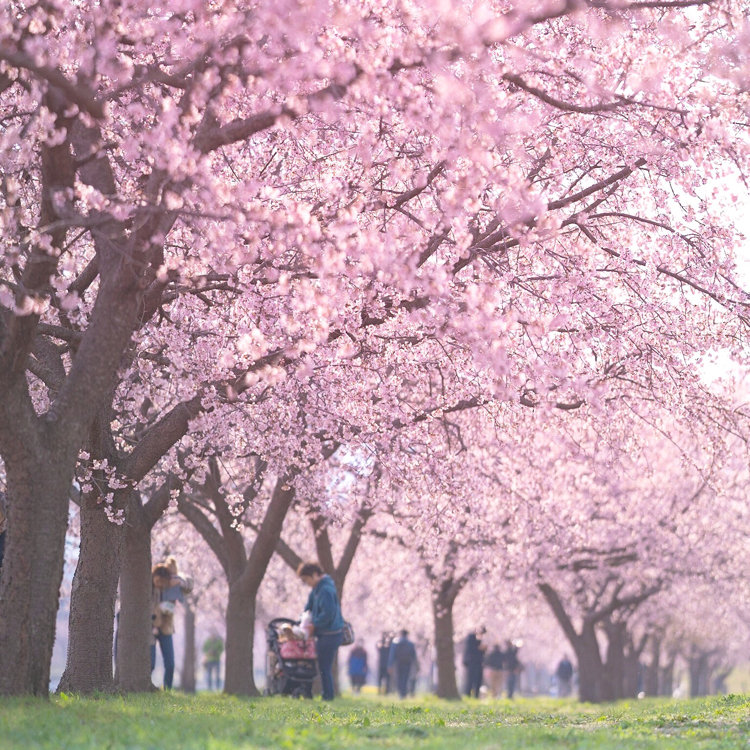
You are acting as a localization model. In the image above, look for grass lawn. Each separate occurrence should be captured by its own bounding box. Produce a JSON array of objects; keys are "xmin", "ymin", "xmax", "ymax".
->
[{"xmin": 0, "ymin": 692, "xmax": 748, "ymax": 749}]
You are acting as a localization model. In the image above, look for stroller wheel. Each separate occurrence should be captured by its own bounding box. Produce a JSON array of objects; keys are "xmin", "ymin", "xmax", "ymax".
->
[{"xmin": 291, "ymin": 686, "xmax": 306, "ymax": 699}]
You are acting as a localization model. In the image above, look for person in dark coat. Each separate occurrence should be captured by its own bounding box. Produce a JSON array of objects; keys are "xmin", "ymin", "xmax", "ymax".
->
[
  {"xmin": 556, "ymin": 654, "xmax": 574, "ymax": 697},
  {"xmin": 388, "ymin": 629, "xmax": 417, "ymax": 698},
  {"xmin": 503, "ymin": 639, "xmax": 522, "ymax": 698},
  {"xmin": 463, "ymin": 625, "xmax": 487, "ymax": 698},
  {"xmin": 298, "ymin": 561, "xmax": 345, "ymax": 701},
  {"xmin": 377, "ymin": 632, "xmax": 393, "ymax": 694}
]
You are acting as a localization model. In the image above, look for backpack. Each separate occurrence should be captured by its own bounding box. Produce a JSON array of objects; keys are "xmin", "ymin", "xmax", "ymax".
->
[{"xmin": 394, "ymin": 639, "xmax": 413, "ymax": 666}]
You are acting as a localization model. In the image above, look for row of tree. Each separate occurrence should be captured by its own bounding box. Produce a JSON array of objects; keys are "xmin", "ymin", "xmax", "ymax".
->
[{"xmin": 1, "ymin": 0, "xmax": 749, "ymax": 700}]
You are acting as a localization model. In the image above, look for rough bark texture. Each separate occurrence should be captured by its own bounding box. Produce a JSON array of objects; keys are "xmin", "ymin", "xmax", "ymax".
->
[
  {"xmin": 115, "ymin": 495, "xmax": 155, "ymax": 692},
  {"xmin": 181, "ymin": 605, "xmax": 196, "ymax": 693},
  {"xmin": 57, "ymin": 492, "xmax": 122, "ymax": 693},
  {"xmin": 0, "ymin": 443, "xmax": 74, "ymax": 695},
  {"xmin": 432, "ymin": 589, "xmax": 460, "ymax": 700},
  {"xmin": 224, "ymin": 590, "xmax": 257, "ymax": 696}
]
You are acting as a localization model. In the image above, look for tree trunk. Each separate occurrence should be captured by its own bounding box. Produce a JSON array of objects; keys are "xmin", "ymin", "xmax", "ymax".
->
[
  {"xmin": 603, "ymin": 621, "xmax": 625, "ymax": 700},
  {"xmin": 689, "ymin": 649, "xmax": 710, "ymax": 697},
  {"xmin": 660, "ymin": 655, "xmax": 675, "ymax": 696},
  {"xmin": 0, "ymin": 444, "xmax": 74, "ymax": 696},
  {"xmin": 181, "ymin": 605, "xmax": 196, "ymax": 693},
  {"xmin": 58, "ymin": 491, "xmax": 123, "ymax": 693},
  {"xmin": 223, "ymin": 585, "xmax": 258, "ymax": 696},
  {"xmin": 575, "ymin": 624, "xmax": 606, "ymax": 703},
  {"xmin": 115, "ymin": 496, "xmax": 154, "ymax": 692},
  {"xmin": 432, "ymin": 591, "xmax": 460, "ymax": 699},
  {"xmin": 643, "ymin": 637, "xmax": 660, "ymax": 697}
]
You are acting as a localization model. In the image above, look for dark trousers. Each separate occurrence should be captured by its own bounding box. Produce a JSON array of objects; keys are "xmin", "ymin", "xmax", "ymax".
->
[
  {"xmin": 507, "ymin": 671, "xmax": 517, "ymax": 699},
  {"xmin": 151, "ymin": 632, "xmax": 175, "ymax": 689},
  {"xmin": 316, "ymin": 631, "xmax": 343, "ymax": 700},
  {"xmin": 205, "ymin": 660, "xmax": 221, "ymax": 690},
  {"xmin": 396, "ymin": 664, "xmax": 411, "ymax": 698},
  {"xmin": 465, "ymin": 663, "xmax": 483, "ymax": 697}
]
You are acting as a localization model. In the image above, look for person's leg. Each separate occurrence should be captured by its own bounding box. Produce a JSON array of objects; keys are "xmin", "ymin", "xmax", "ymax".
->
[
  {"xmin": 397, "ymin": 666, "xmax": 409, "ymax": 698},
  {"xmin": 316, "ymin": 633, "xmax": 343, "ymax": 700},
  {"xmin": 206, "ymin": 662, "xmax": 213, "ymax": 690},
  {"xmin": 150, "ymin": 643, "xmax": 156, "ymax": 672},
  {"xmin": 160, "ymin": 633, "xmax": 175, "ymax": 689},
  {"xmin": 507, "ymin": 671, "xmax": 516, "ymax": 699}
]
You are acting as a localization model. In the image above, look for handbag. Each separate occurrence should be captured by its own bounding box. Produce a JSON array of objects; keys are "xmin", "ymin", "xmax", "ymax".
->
[{"xmin": 341, "ymin": 620, "xmax": 355, "ymax": 646}]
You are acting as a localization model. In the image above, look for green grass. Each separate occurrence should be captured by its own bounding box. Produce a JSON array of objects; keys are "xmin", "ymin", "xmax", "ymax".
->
[{"xmin": 0, "ymin": 692, "xmax": 748, "ymax": 749}]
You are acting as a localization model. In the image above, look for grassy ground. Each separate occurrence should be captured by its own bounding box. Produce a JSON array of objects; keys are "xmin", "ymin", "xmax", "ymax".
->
[{"xmin": 0, "ymin": 692, "xmax": 748, "ymax": 749}]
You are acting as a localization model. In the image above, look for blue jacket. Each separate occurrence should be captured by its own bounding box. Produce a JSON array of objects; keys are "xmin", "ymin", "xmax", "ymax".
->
[{"xmin": 305, "ymin": 575, "xmax": 344, "ymax": 633}]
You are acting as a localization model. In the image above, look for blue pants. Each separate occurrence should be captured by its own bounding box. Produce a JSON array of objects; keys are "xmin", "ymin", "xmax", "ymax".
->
[
  {"xmin": 316, "ymin": 632, "xmax": 343, "ymax": 700},
  {"xmin": 151, "ymin": 632, "xmax": 175, "ymax": 689}
]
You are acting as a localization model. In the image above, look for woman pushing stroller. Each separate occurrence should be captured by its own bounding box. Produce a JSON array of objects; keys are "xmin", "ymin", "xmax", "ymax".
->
[{"xmin": 297, "ymin": 561, "xmax": 344, "ymax": 701}]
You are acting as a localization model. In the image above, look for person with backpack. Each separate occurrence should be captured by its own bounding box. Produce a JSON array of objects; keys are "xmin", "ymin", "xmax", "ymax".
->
[
  {"xmin": 298, "ymin": 561, "xmax": 345, "ymax": 701},
  {"xmin": 388, "ymin": 629, "xmax": 417, "ymax": 698}
]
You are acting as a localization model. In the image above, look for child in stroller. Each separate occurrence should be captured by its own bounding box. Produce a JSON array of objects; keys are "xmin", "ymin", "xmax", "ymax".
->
[{"xmin": 265, "ymin": 617, "xmax": 317, "ymax": 698}]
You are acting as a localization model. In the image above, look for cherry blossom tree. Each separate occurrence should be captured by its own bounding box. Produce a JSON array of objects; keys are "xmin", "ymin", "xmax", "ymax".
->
[{"xmin": 2, "ymin": 0, "xmax": 750, "ymax": 697}]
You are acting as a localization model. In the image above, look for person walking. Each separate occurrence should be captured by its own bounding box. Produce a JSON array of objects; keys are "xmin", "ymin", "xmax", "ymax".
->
[
  {"xmin": 347, "ymin": 639, "xmax": 368, "ymax": 693},
  {"xmin": 503, "ymin": 639, "xmax": 522, "ymax": 699},
  {"xmin": 298, "ymin": 561, "xmax": 345, "ymax": 701},
  {"xmin": 484, "ymin": 643, "xmax": 505, "ymax": 697},
  {"xmin": 388, "ymin": 629, "xmax": 417, "ymax": 699},
  {"xmin": 376, "ymin": 632, "xmax": 393, "ymax": 694},
  {"xmin": 151, "ymin": 561, "xmax": 193, "ymax": 689},
  {"xmin": 463, "ymin": 625, "xmax": 487, "ymax": 698},
  {"xmin": 556, "ymin": 654, "xmax": 574, "ymax": 697},
  {"xmin": 202, "ymin": 631, "xmax": 225, "ymax": 690}
]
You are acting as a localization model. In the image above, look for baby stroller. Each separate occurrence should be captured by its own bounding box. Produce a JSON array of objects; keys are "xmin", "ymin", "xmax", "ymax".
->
[{"xmin": 265, "ymin": 617, "xmax": 317, "ymax": 698}]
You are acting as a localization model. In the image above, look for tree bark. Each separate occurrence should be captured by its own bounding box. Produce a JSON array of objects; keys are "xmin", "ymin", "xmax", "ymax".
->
[
  {"xmin": 603, "ymin": 620, "xmax": 625, "ymax": 700},
  {"xmin": 575, "ymin": 623, "xmax": 607, "ymax": 703},
  {"xmin": 0, "ymin": 431, "xmax": 75, "ymax": 696},
  {"xmin": 115, "ymin": 495, "xmax": 155, "ymax": 692},
  {"xmin": 223, "ymin": 587, "xmax": 257, "ymax": 696},
  {"xmin": 58, "ymin": 492, "xmax": 122, "ymax": 693},
  {"xmin": 181, "ymin": 604, "xmax": 196, "ymax": 693},
  {"xmin": 432, "ymin": 589, "xmax": 460, "ymax": 699}
]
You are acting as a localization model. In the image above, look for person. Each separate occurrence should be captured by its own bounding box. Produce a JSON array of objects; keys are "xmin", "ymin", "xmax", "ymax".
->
[
  {"xmin": 202, "ymin": 631, "xmax": 225, "ymax": 690},
  {"xmin": 347, "ymin": 639, "xmax": 368, "ymax": 693},
  {"xmin": 503, "ymin": 639, "xmax": 522, "ymax": 699},
  {"xmin": 463, "ymin": 625, "xmax": 487, "ymax": 698},
  {"xmin": 485, "ymin": 643, "xmax": 505, "ymax": 698},
  {"xmin": 151, "ymin": 561, "xmax": 193, "ymax": 689},
  {"xmin": 556, "ymin": 654, "xmax": 574, "ymax": 697},
  {"xmin": 388, "ymin": 629, "xmax": 417, "ymax": 699},
  {"xmin": 376, "ymin": 632, "xmax": 393, "ymax": 694},
  {"xmin": 298, "ymin": 561, "xmax": 345, "ymax": 701}
]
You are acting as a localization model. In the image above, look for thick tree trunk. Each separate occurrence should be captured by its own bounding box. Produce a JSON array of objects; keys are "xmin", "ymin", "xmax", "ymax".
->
[
  {"xmin": 0, "ymin": 445, "xmax": 74, "ymax": 696},
  {"xmin": 115, "ymin": 496, "xmax": 154, "ymax": 692},
  {"xmin": 432, "ymin": 592, "xmax": 460, "ymax": 699},
  {"xmin": 603, "ymin": 621, "xmax": 625, "ymax": 700},
  {"xmin": 58, "ymin": 492, "xmax": 123, "ymax": 693},
  {"xmin": 223, "ymin": 586, "xmax": 258, "ymax": 696},
  {"xmin": 575, "ymin": 625, "xmax": 606, "ymax": 703},
  {"xmin": 181, "ymin": 605, "xmax": 196, "ymax": 693}
]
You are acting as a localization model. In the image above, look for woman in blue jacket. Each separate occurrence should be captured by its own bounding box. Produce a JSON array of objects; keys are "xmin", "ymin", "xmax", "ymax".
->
[{"xmin": 298, "ymin": 561, "xmax": 344, "ymax": 700}]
